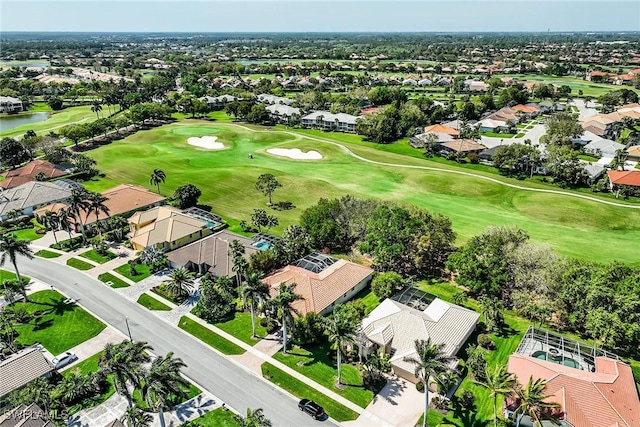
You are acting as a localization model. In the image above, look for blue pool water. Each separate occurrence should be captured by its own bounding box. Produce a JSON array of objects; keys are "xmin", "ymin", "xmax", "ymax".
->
[{"xmin": 254, "ymin": 241, "xmax": 271, "ymax": 250}]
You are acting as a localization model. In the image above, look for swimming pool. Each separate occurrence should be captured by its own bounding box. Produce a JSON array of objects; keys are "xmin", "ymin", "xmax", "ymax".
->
[
  {"xmin": 253, "ymin": 241, "xmax": 271, "ymax": 250},
  {"xmin": 531, "ymin": 350, "xmax": 582, "ymax": 369}
]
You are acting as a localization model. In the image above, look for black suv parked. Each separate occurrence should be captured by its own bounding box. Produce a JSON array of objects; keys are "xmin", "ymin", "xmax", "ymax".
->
[{"xmin": 298, "ymin": 399, "xmax": 325, "ymax": 420}]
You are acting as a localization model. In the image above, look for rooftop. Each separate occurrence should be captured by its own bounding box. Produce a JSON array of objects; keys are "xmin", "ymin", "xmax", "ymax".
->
[
  {"xmin": 0, "ymin": 348, "xmax": 53, "ymax": 398},
  {"xmin": 0, "ymin": 181, "xmax": 72, "ymax": 218},
  {"xmin": 607, "ymin": 170, "xmax": 640, "ymax": 187}
]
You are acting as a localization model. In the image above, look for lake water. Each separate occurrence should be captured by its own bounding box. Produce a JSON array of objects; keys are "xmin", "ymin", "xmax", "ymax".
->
[{"xmin": 0, "ymin": 112, "xmax": 51, "ymax": 131}]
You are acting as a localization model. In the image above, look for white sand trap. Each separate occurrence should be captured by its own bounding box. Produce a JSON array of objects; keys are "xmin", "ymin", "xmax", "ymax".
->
[
  {"xmin": 187, "ymin": 135, "xmax": 225, "ymax": 150},
  {"xmin": 267, "ymin": 148, "xmax": 322, "ymax": 160}
]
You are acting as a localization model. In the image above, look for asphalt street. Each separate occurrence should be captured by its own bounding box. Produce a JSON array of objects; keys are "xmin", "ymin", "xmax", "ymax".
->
[{"xmin": 19, "ymin": 256, "xmax": 337, "ymax": 427}]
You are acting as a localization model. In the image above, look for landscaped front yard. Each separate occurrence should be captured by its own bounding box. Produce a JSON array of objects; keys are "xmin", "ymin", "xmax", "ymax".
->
[
  {"xmin": 184, "ymin": 407, "xmax": 239, "ymax": 427},
  {"xmin": 273, "ymin": 342, "xmax": 373, "ymax": 408},
  {"xmin": 13, "ymin": 290, "xmax": 106, "ymax": 354},
  {"xmin": 80, "ymin": 249, "xmax": 117, "ymax": 264},
  {"xmin": 35, "ymin": 249, "xmax": 62, "ymax": 258},
  {"xmin": 115, "ymin": 260, "xmax": 152, "ymax": 282},
  {"xmin": 98, "ymin": 272, "xmax": 130, "ymax": 288},
  {"xmin": 0, "ymin": 269, "xmax": 30, "ymax": 283},
  {"xmin": 215, "ymin": 311, "xmax": 268, "ymax": 345},
  {"xmin": 137, "ymin": 293, "xmax": 172, "ymax": 311}
]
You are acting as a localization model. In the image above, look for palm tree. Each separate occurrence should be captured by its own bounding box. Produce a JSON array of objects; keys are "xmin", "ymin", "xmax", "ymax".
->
[
  {"xmin": 149, "ymin": 169, "xmax": 166, "ymax": 195},
  {"xmin": 164, "ymin": 267, "xmax": 195, "ymax": 299},
  {"xmin": 67, "ymin": 188, "xmax": 90, "ymax": 242},
  {"xmin": 121, "ymin": 405, "xmax": 152, "ymax": 427},
  {"xmin": 0, "ymin": 234, "xmax": 34, "ymax": 285},
  {"xmin": 513, "ymin": 376, "xmax": 561, "ymax": 427},
  {"xmin": 142, "ymin": 352, "xmax": 189, "ymax": 427},
  {"xmin": 403, "ymin": 339, "xmax": 455, "ymax": 427},
  {"xmin": 41, "ymin": 210, "xmax": 60, "ymax": 245},
  {"xmin": 228, "ymin": 239, "xmax": 246, "ymax": 285},
  {"xmin": 272, "ymin": 282, "xmax": 302, "ymax": 354},
  {"xmin": 100, "ymin": 340, "xmax": 152, "ymax": 406},
  {"xmin": 473, "ymin": 364, "xmax": 516, "ymax": 427},
  {"xmin": 324, "ymin": 307, "xmax": 360, "ymax": 385},
  {"xmin": 91, "ymin": 101, "xmax": 103, "ymax": 119},
  {"xmin": 238, "ymin": 270, "xmax": 269, "ymax": 338},
  {"xmin": 610, "ymin": 149, "xmax": 628, "ymax": 171},
  {"xmin": 234, "ymin": 408, "xmax": 273, "ymax": 427},
  {"xmin": 57, "ymin": 208, "xmax": 75, "ymax": 242},
  {"xmin": 86, "ymin": 192, "xmax": 110, "ymax": 237}
]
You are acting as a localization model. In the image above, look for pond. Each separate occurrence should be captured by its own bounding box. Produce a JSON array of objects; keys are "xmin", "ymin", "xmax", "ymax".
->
[{"xmin": 0, "ymin": 112, "xmax": 51, "ymax": 131}]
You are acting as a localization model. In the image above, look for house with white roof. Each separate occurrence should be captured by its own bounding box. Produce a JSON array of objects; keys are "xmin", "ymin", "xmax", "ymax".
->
[
  {"xmin": 584, "ymin": 138, "xmax": 625, "ymax": 157},
  {"xmin": 0, "ymin": 181, "xmax": 72, "ymax": 220},
  {"xmin": 301, "ymin": 111, "xmax": 362, "ymax": 133},
  {"xmin": 0, "ymin": 96, "xmax": 23, "ymax": 113},
  {"xmin": 257, "ymin": 94, "xmax": 294, "ymax": 105},
  {"xmin": 265, "ymin": 104, "xmax": 300, "ymax": 124},
  {"xmin": 361, "ymin": 295, "xmax": 479, "ymax": 383}
]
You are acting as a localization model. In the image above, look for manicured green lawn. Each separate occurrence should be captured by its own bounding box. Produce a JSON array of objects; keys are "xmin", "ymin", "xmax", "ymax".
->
[
  {"xmin": 0, "ymin": 269, "xmax": 30, "ymax": 283},
  {"xmin": 79, "ymin": 249, "xmax": 117, "ymax": 264},
  {"xmin": 352, "ymin": 286, "xmax": 380, "ymax": 315},
  {"xmin": 578, "ymin": 154, "xmax": 599, "ymax": 162},
  {"xmin": 481, "ymin": 132, "xmax": 515, "ymax": 138},
  {"xmin": 63, "ymin": 351, "xmax": 104, "ymax": 376},
  {"xmin": 178, "ymin": 316, "xmax": 245, "ymax": 355},
  {"xmin": 137, "ymin": 293, "xmax": 172, "ymax": 311},
  {"xmin": 132, "ymin": 381, "xmax": 201, "ymax": 410},
  {"xmin": 185, "ymin": 408, "xmax": 239, "ymax": 427},
  {"xmin": 98, "ymin": 272, "xmax": 130, "ymax": 288},
  {"xmin": 9, "ymin": 227, "xmax": 43, "ymax": 241},
  {"xmin": 13, "ymin": 290, "xmax": 106, "ymax": 354},
  {"xmin": 0, "ymin": 104, "xmax": 105, "ymax": 139},
  {"xmin": 66, "ymin": 257, "xmax": 95, "ymax": 271},
  {"xmin": 82, "ymin": 121, "xmax": 640, "ymax": 265},
  {"xmin": 35, "ymin": 249, "xmax": 62, "ymax": 258},
  {"xmin": 273, "ymin": 342, "xmax": 373, "ymax": 408},
  {"xmin": 261, "ymin": 362, "xmax": 359, "ymax": 422},
  {"xmin": 114, "ymin": 261, "xmax": 152, "ymax": 282},
  {"xmin": 215, "ymin": 311, "xmax": 268, "ymax": 345}
]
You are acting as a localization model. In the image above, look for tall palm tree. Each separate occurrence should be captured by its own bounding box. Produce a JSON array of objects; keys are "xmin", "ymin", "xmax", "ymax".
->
[
  {"xmin": 272, "ymin": 282, "xmax": 302, "ymax": 354},
  {"xmin": 41, "ymin": 210, "xmax": 60, "ymax": 245},
  {"xmin": 142, "ymin": 352, "xmax": 189, "ymax": 427},
  {"xmin": 164, "ymin": 267, "xmax": 195, "ymax": 299},
  {"xmin": 513, "ymin": 376, "xmax": 561, "ymax": 427},
  {"xmin": 238, "ymin": 270, "xmax": 269, "ymax": 338},
  {"xmin": 228, "ymin": 239, "xmax": 246, "ymax": 285},
  {"xmin": 67, "ymin": 188, "xmax": 90, "ymax": 242},
  {"xmin": 91, "ymin": 101, "xmax": 103, "ymax": 119},
  {"xmin": 100, "ymin": 340, "xmax": 152, "ymax": 406},
  {"xmin": 86, "ymin": 192, "xmax": 110, "ymax": 237},
  {"xmin": 149, "ymin": 169, "xmax": 167, "ymax": 195},
  {"xmin": 57, "ymin": 208, "xmax": 75, "ymax": 242},
  {"xmin": 234, "ymin": 408, "xmax": 273, "ymax": 427},
  {"xmin": 324, "ymin": 307, "xmax": 360, "ymax": 385},
  {"xmin": 403, "ymin": 339, "xmax": 455, "ymax": 427},
  {"xmin": 473, "ymin": 364, "xmax": 517, "ymax": 427},
  {"xmin": 0, "ymin": 234, "xmax": 34, "ymax": 284},
  {"xmin": 121, "ymin": 405, "xmax": 152, "ymax": 427}
]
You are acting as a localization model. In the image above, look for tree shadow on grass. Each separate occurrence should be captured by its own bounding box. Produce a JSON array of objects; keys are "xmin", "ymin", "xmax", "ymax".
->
[{"xmin": 31, "ymin": 318, "xmax": 54, "ymax": 332}]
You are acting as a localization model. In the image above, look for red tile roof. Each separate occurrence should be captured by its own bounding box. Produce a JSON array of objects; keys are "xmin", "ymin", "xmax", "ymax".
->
[
  {"xmin": 0, "ymin": 160, "xmax": 67, "ymax": 189},
  {"xmin": 424, "ymin": 124, "xmax": 460, "ymax": 137},
  {"xmin": 262, "ymin": 259, "xmax": 373, "ymax": 316},
  {"xmin": 508, "ymin": 354, "xmax": 640, "ymax": 427},
  {"xmin": 608, "ymin": 170, "xmax": 640, "ymax": 187}
]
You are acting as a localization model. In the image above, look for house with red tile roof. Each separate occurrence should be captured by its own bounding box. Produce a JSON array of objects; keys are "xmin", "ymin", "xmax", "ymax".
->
[
  {"xmin": 607, "ymin": 170, "xmax": 640, "ymax": 197},
  {"xmin": 0, "ymin": 160, "xmax": 71, "ymax": 189},
  {"xmin": 506, "ymin": 327, "xmax": 640, "ymax": 427},
  {"xmin": 423, "ymin": 124, "xmax": 460, "ymax": 137},
  {"xmin": 262, "ymin": 253, "xmax": 373, "ymax": 316}
]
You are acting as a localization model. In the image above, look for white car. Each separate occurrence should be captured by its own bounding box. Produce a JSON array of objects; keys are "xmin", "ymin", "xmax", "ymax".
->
[{"xmin": 51, "ymin": 352, "xmax": 78, "ymax": 369}]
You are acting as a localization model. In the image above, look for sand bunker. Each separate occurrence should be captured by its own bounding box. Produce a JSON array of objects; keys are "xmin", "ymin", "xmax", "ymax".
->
[
  {"xmin": 266, "ymin": 148, "xmax": 322, "ymax": 160},
  {"xmin": 187, "ymin": 136, "xmax": 225, "ymax": 150}
]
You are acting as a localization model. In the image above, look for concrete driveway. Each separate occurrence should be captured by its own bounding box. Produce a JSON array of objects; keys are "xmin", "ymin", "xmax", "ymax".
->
[
  {"xmin": 343, "ymin": 376, "xmax": 424, "ymax": 427},
  {"xmin": 481, "ymin": 123, "xmax": 546, "ymax": 148}
]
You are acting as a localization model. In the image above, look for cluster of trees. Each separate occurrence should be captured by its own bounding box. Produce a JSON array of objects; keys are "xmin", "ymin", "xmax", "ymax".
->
[
  {"xmin": 299, "ymin": 196, "xmax": 455, "ymax": 277},
  {"xmin": 598, "ymin": 88, "xmax": 639, "ymax": 113},
  {"xmin": 447, "ymin": 225, "xmax": 640, "ymax": 355}
]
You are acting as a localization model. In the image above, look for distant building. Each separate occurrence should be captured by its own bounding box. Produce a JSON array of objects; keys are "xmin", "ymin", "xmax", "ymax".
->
[
  {"xmin": 0, "ymin": 96, "xmax": 23, "ymax": 113},
  {"xmin": 257, "ymin": 94, "xmax": 294, "ymax": 105},
  {"xmin": 301, "ymin": 111, "xmax": 362, "ymax": 133},
  {"xmin": 265, "ymin": 104, "xmax": 300, "ymax": 124},
  {"xmin": 0, "ymin": 160, "xmax": 72, "ymax": 190}
]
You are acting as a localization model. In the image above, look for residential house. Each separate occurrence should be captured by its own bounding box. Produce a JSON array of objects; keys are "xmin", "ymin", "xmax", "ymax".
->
[
  {"xmin": 583, "ymin": 138, "xmax": 625, "ymax": 157},
  {"xmin": 262, "ymin": 253, "xmax": 373, "ymax": 316},
  {"xmin": 409, "ymin": 132, "xmax": 453, "ymax": 148},
  {"xmin": 626, "ymin": 145, "xmax": 640, "ymax": 161},
  {"xmin": 506, "ymin": 326, "xmax": 640, "ymax": 427},
  {"xmin": 464, "ymin": 80, "xmax": 489, "ymax": 92},
  {"xmin": 417, "ymin": 78, "xmax": 432, "ymax": 86},
  {"xmin": 478, "ymin": 145, "xmax": 502, "ymax": 164},
  {"xmin": 438, "ymin": 139, "xmax": 486, "ymax": 155},
  {"xmin": 0, "ymin": 96, "xmax": 23, "ymax": 113},
  {"xmin": 607, "ymin": 170, "xmax": 640, "ymax": 194},
  {"xmin": 0, "ymin": 348, "xmax": 53, "ymax": 399},
  {"xmin": 301, "ymin": 111, "xmax": 362, "ymax": 133},
  {"xmin": 200, "ymin": 95, "xmax": 238, "ymax": 109},
  {"xmin": 265, "ymin": 104, "xmax": 300, "ymax": 124},
  {"xmin": 128, "ymin": 206, "xmax": 212, "ymax": 251},
  {"xmin": 423, "ymin": 124, "xmax": 460, "ymax": 138},
  {"xmin": 0, "ymin": 181, "xmax": 72, "ymax": 220},
  {"xmin": 0, "ymin": 403, "xmax": 55, "ymax": 427},
  {"xmin": 0, "ymin": 160, "xmax": 72, "ymax": 190},
  {"xmin": 361, "ymin": 294, "xmax": 479, "ymax": 384},
  {"xmin": 166, "ymin": 230, "xmax": 259, "ymax": 277},
  {"xmin": 579, "ymin": 114, "xmax": 619, "ymax": 139},
  {"xmin": 402, "ymin": 78, "xmax": 417, "ymax": 86}
]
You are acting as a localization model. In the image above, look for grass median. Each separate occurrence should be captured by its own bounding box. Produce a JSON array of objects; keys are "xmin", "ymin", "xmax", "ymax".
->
[
  {"xmin": 35, "ymin": 249, "xmax": 62, "ymax": 258},
  {"xmin": 66, "ymin": 257, "xmax": 95, "ymax": 271},
  {"xmin": 98, "ymin": 272, "xmax": 130, "ymax": 288},
  {"xmin": 178, "ymin": 316, "xmax": 244, "ymax": 355},
  {"xmin": 137, "ymin": 293, "xmax": 172, "ymax": 311},
  {"xmin": 261, "ymin": 362, "xmax": 359, "ymax": 422}
]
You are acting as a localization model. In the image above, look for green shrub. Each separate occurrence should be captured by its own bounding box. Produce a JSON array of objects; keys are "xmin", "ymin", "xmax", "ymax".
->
[
  {"xmin": 415, "ymin": 381, "xmax": 424, "ymax": 392},
  {"xmin": 478, "ymin": 333, "xmax": 495, "ymax": 350}
]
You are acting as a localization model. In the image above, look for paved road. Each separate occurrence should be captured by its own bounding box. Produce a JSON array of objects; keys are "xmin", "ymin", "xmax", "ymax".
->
[{"xmin": 19, "ymin": 256, "xmax": 335, "ymax": 427}]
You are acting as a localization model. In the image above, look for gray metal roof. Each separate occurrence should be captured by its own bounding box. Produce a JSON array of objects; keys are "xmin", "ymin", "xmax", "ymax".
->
[
  {"xmin": 0, "ymin": 181, "xmax": 71, "ymax": 217},
  {"xmin": 0, "ymin": 348, "xmax": 53, "ymax": 398}
]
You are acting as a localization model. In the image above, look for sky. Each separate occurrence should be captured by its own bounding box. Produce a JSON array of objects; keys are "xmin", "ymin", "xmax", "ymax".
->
[{"xmin": 1, "ymin": 1, "xmax": 639, "ymax": 33}]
